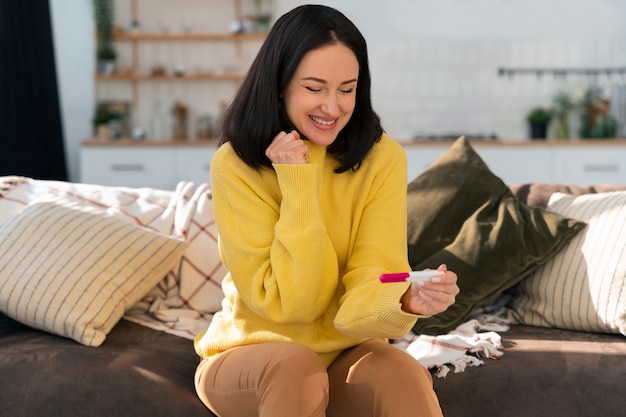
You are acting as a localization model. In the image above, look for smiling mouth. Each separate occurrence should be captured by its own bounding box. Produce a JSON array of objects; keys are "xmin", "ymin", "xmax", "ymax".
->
[{"xmin": 309, "ymin": 115, "xmax": 336, "ymax": 127}]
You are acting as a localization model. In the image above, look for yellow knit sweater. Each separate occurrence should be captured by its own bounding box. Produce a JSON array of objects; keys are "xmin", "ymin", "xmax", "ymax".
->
[{"xmin": 194, "ymin": 133, "xmax": 420, "ymax": 366}]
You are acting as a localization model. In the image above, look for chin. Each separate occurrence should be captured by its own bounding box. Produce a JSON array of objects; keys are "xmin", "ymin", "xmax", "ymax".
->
[
  {"xmin": 307, "ymin": 135, "xmax": 338, "ymax": 147},
  {"xmin": 302, "ymin": 128, "xmax": 341, "ymax": 146}
]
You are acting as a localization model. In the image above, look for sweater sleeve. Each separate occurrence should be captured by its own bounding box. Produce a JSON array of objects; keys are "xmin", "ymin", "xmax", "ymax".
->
[
  {"xmin": 334, "ymin": 138, "xmax": 421, "ymax": 338},
  {"xmin": 210, "ymin": 145, "xmax": 338, "ymax": 324}
]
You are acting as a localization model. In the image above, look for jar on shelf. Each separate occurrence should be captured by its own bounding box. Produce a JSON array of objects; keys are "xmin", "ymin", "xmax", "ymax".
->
[{"xmin": 172, "ymin": 101, "xmax": 189, "ymax": 141}]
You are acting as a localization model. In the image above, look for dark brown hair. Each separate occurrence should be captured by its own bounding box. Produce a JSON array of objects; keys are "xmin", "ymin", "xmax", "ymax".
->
[{"xmin": 220, "ymin": 5, "xmax": 383, "ymax": 173}]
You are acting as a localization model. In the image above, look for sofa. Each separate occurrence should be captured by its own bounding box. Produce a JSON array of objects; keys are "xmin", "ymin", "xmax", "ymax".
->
[
  {"xmin": 430, "ymin": 180, "xmax": 626, "ymax": 417},
  {"xmin": 1, "ymin": 138, "xmax": 625, "ymax": 417}
]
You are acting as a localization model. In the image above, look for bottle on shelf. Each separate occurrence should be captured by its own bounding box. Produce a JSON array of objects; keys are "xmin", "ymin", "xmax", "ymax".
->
[{"xmin": 149, "ymin": 100, "xmax": 169, "ymax": 141}]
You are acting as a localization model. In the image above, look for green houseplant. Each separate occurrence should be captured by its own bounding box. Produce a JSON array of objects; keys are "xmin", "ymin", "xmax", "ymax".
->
[
  {"xmin": 93, "ymin": 0, "xmax": 117, "ymax": 74},
  {"xmin": 552, "ymin": 91, "xmax": 575, "ymax": 140},
  {"xmin": 93, "ymin": 108, "xmax": 119, "ymax": 125},
  {"xmin": 526, "ymin": 107, "xmax": 551, "ymax": 139},
  {"xmin": 254, "ymin": 0, "xmax": 273, "ymax": 32},
  {"xmin": 92, "ymin": 107, "xmax": 121, "ymax": 140},
  {"xmin": 579, "ymin": 86, "xmax": 618, "ymax": 139}
]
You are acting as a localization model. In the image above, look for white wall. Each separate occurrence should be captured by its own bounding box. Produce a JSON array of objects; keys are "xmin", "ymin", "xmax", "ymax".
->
[
  {"xmin": 51, "ymin": 0, "xmax": 626, "ymax": 181},
  {"xmin": 50, "ymin": 0, "xmax": 94, "ymax": 182},
  {"xmin": 278, "ymin": 0, "xmax": 626, "ymax": 140}
]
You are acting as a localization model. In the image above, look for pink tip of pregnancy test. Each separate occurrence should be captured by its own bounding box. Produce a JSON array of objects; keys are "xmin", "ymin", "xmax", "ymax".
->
[{"xmin": 379, "ymin": 270, "xmax": 441, "ymax": 283}]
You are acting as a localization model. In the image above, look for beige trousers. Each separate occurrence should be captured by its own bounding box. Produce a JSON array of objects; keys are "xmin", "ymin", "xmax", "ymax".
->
[{"xmin": 194, "ymin": 338, "xmax": 443, "ymax": 417}]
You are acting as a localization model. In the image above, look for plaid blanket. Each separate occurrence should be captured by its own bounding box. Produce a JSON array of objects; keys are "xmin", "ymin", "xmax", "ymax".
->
[{"xmin": 0, "ymin": 177, "xmax": 226, "ymax": 339}]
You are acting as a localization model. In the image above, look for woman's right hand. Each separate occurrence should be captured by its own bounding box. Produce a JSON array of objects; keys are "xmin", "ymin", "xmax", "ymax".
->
[{"xmin": 265, "ymin": 130, "xmax": 309, "ymax": 164}]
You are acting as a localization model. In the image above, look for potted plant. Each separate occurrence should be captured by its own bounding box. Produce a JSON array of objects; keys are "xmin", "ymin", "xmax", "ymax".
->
[
  {"xmin": 254, "ymin": 0, "xmax": 273, "ymax": 32},
  {"xmin": 552, "ymin": 91, "xmax": 575, "ymax": 140},
  {"xmin": 579, "ymin": 86, "xmax": 618, "ymax": 139},
  {"xmin": 93, "ymin": 0, "xmax": 117, "ymax": 74},
  {"xmin": 92, "ymin": 107, "xmax": 120, "ymax": 140},
  {"xmin": 526, "ymin": 107, "xmax": 551, "ymax": 139}
]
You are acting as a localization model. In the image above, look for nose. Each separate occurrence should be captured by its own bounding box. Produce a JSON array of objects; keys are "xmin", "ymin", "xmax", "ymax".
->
[{"xmin": 320, "ymin": 92, "xmax": 339, "ymax": 116}]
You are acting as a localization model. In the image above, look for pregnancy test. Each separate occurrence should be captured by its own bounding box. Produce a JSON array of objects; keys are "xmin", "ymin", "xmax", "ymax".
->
[{"xmin": 379, "ymin": 270, "xmax": 442, "ymax": 283}]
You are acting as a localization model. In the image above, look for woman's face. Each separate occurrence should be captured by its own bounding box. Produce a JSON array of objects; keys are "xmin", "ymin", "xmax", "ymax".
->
[{"xmin": 283, "ymin": 42, "xmax": 359, "ymax": 147}]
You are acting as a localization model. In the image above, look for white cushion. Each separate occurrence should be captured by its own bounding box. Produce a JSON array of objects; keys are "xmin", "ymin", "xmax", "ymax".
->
[
  {"xmin": 509, "ymin": 191, "xmax": 626, "ymax": 335},
  {"xmin": 0, "ymin": 177, "xmax": 227, "ymax": 339},
  {"xmin": 0, "ymin": 199, "xmax": 188, "ymax": 346}
]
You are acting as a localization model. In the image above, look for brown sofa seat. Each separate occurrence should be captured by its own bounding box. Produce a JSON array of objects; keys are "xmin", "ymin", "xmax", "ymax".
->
[
  {"xmin": 434, "ymin": 324, "xmax": 626, "ymax": 417},
  {"xmin": 0, "ymin": 316, "xmax": 215, "ymax": 417},
  {"xmin": 432, "ymin": 182, "xmax": 626, "ymax": 417}
]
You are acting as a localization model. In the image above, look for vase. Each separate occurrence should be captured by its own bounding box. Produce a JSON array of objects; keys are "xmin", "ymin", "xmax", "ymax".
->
[{"xmin": 557, "ymin": 116, "xmax": 569, "ymax": 140}]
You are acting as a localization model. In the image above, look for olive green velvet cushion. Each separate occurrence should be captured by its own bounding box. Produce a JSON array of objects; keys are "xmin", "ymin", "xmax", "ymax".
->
[{"xmin": 407, "ymin": 137, "xmax": 586, "ymax": 335}]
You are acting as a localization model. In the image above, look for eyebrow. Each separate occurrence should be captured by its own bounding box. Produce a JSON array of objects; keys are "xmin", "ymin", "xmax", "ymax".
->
[{"xmin": 301, "ymin": 76, "xmax": 358, "ymax": 85}]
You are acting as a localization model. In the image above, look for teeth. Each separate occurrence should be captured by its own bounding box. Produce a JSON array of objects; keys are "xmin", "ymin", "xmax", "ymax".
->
[{"xmin": 310, "ymin": 116, "xmax": 335, "ymax": 126}]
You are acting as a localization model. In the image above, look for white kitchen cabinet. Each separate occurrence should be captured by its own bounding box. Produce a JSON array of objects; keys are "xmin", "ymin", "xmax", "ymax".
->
[
  {"xmin": 173, "ymin": 146, "xmax": 218, "ymax": 186},
  {"xmin": 403, "ymin": 147, "xmax": 448, "ymax": 182},
  {"xmin": 80, "ymin": 141, "xmax": 218, "ymax": 190},
  {"xmin": 80, "ymin": 140, "xmax": 626, "ymax": 189},
  {"xmin": 80, "ymin": 146, "xmax": 175, "ymax": 189},
  {"xmin": 475, "ymin": 147, "xmax": 553, "ymax": 185},
  {"xmin": 403, "ymin": 142, "xmax": 554, "ymax": 186},
  {"xmin": 553, "ymin": 147, "xmax": 626, "ymax": 185}
]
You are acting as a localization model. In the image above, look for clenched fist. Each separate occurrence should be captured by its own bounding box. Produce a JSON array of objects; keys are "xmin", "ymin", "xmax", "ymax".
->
[{"xmin": 265, "ymin": 130, "xmax": 309, "ymax": 164}]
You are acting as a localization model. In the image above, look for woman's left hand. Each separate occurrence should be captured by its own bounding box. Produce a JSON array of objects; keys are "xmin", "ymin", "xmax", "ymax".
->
[{"xmin": 401, "ymin": 264, "xmax": 459, "ymax": 316}]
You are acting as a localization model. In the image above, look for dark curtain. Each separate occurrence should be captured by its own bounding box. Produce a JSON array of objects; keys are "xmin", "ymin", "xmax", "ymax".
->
[{"xmin": 0, "ymin": 0, "xmax": 68, "ymax": 180}]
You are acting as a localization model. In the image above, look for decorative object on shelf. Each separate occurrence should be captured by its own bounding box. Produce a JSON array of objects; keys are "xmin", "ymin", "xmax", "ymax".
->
[
  {"xmin": 159, "ymin": 19, "xmax": 171, "ymax": 33},
  {"xmin": 93, "ymin": 0, "xmax": 117, "ymax": 74},
  {"xmin": 93, "ymin": 110, "xmax": 117, "ymax": 140},
  {"xmin": 579, "ymin": 86, "xmax": 618, "ymax": 139},
  {"xmin": 149, "ymin": 100, "xmax": 168, "ymax": 140},
  {"xmin": 182, "ymin": 19, "xmax": 194, "ymax": 34},
  {"xmin": 552, "ymin": 91, "xmax": 575, "ymax": 140},
  {"xmin": 173, "ymin": 64, "xmax": 187, "ymax": 77},
  {"xmin": 129, "ymin": 20, "xmax": 140, "ymax": 34},
  {"xmin": 196, "ymin": 114, "xmax": 215, "ymax": 140},
  {"xmin": 526, "ymin": 107, "xmax": 551, "ymax": 140},
  {"xmin": 150, "ymin": 64, "xmax": 168, "ymax": 76},
  {"xmin": 131, "ymin": 127, "xmax": 146, "ymax": 140},
  {"xmin": 228, "ymin": 20, "xmax": 244, "ymax": 34},
  {"xmin": 254, "ymin": 0, "xmax": 273, "ymax": 32},
  {"xmin": 214, "ymin": 100, "xmax": 229, "ymax": 137},
  {"xmin": 242, "ymin": 16, "xmax": 256, "ymax": 33},
  {"xmin": 93, "ymin": 101, "xmax": 130, "ymax": 140},
  {"xmin": 172, "ymin": 101, "xmax": 189, "ymax": 141}
]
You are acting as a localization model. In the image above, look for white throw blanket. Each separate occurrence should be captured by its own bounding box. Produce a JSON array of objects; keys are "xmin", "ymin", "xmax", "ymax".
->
[
  {"xmin": 0, "ymin": 176, "xmax": 509, "ymax": 375},
  {"xmin": 392, "ymin": 317, "xmax": 508, "ymax": 378},
  {"xmin": 393, "ymin": 296, "xmax": 512, "ymax": 377}
]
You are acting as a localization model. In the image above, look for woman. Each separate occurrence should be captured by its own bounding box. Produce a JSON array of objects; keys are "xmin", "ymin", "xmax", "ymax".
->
[{"xmin": 194, "ymin": 5, "xmax": 459, "ymax": 417}]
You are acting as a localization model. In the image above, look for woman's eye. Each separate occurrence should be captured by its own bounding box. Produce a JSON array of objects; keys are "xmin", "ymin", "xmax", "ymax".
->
[
  {"xmin": 340, "ymin": 88, "xmax": 354, "ymax": 94},
  {"xmin": 305, "ymin": 86, "xmax": 321, "ymax": 92}
]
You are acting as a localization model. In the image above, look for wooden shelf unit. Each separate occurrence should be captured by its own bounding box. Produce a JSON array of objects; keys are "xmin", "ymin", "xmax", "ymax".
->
[{"xmin": 94, "ymin": 0, "xmax": 267, "ymax": 141}]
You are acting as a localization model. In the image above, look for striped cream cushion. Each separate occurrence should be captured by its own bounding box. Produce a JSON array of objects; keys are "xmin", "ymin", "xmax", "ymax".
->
[
  {"xmin": 0, "ymin": 200, "xmax": 189, "ymax": 346},
  {"xmin": 509, "ymin": 191, "xmax": 626, "ymax": 335}
]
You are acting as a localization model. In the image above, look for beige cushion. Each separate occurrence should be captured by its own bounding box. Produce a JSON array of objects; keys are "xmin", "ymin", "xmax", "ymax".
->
[
  {"xmin": 509, "ymin": 191, "xmax": 626, "ymax": 335},
  {"xmin": 0, "ymin": 199, "xmax": 189, "ymax": 346},
  {"xmin": 0, "ymin": 178, "xmax": 227, "ymax": 339}
]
